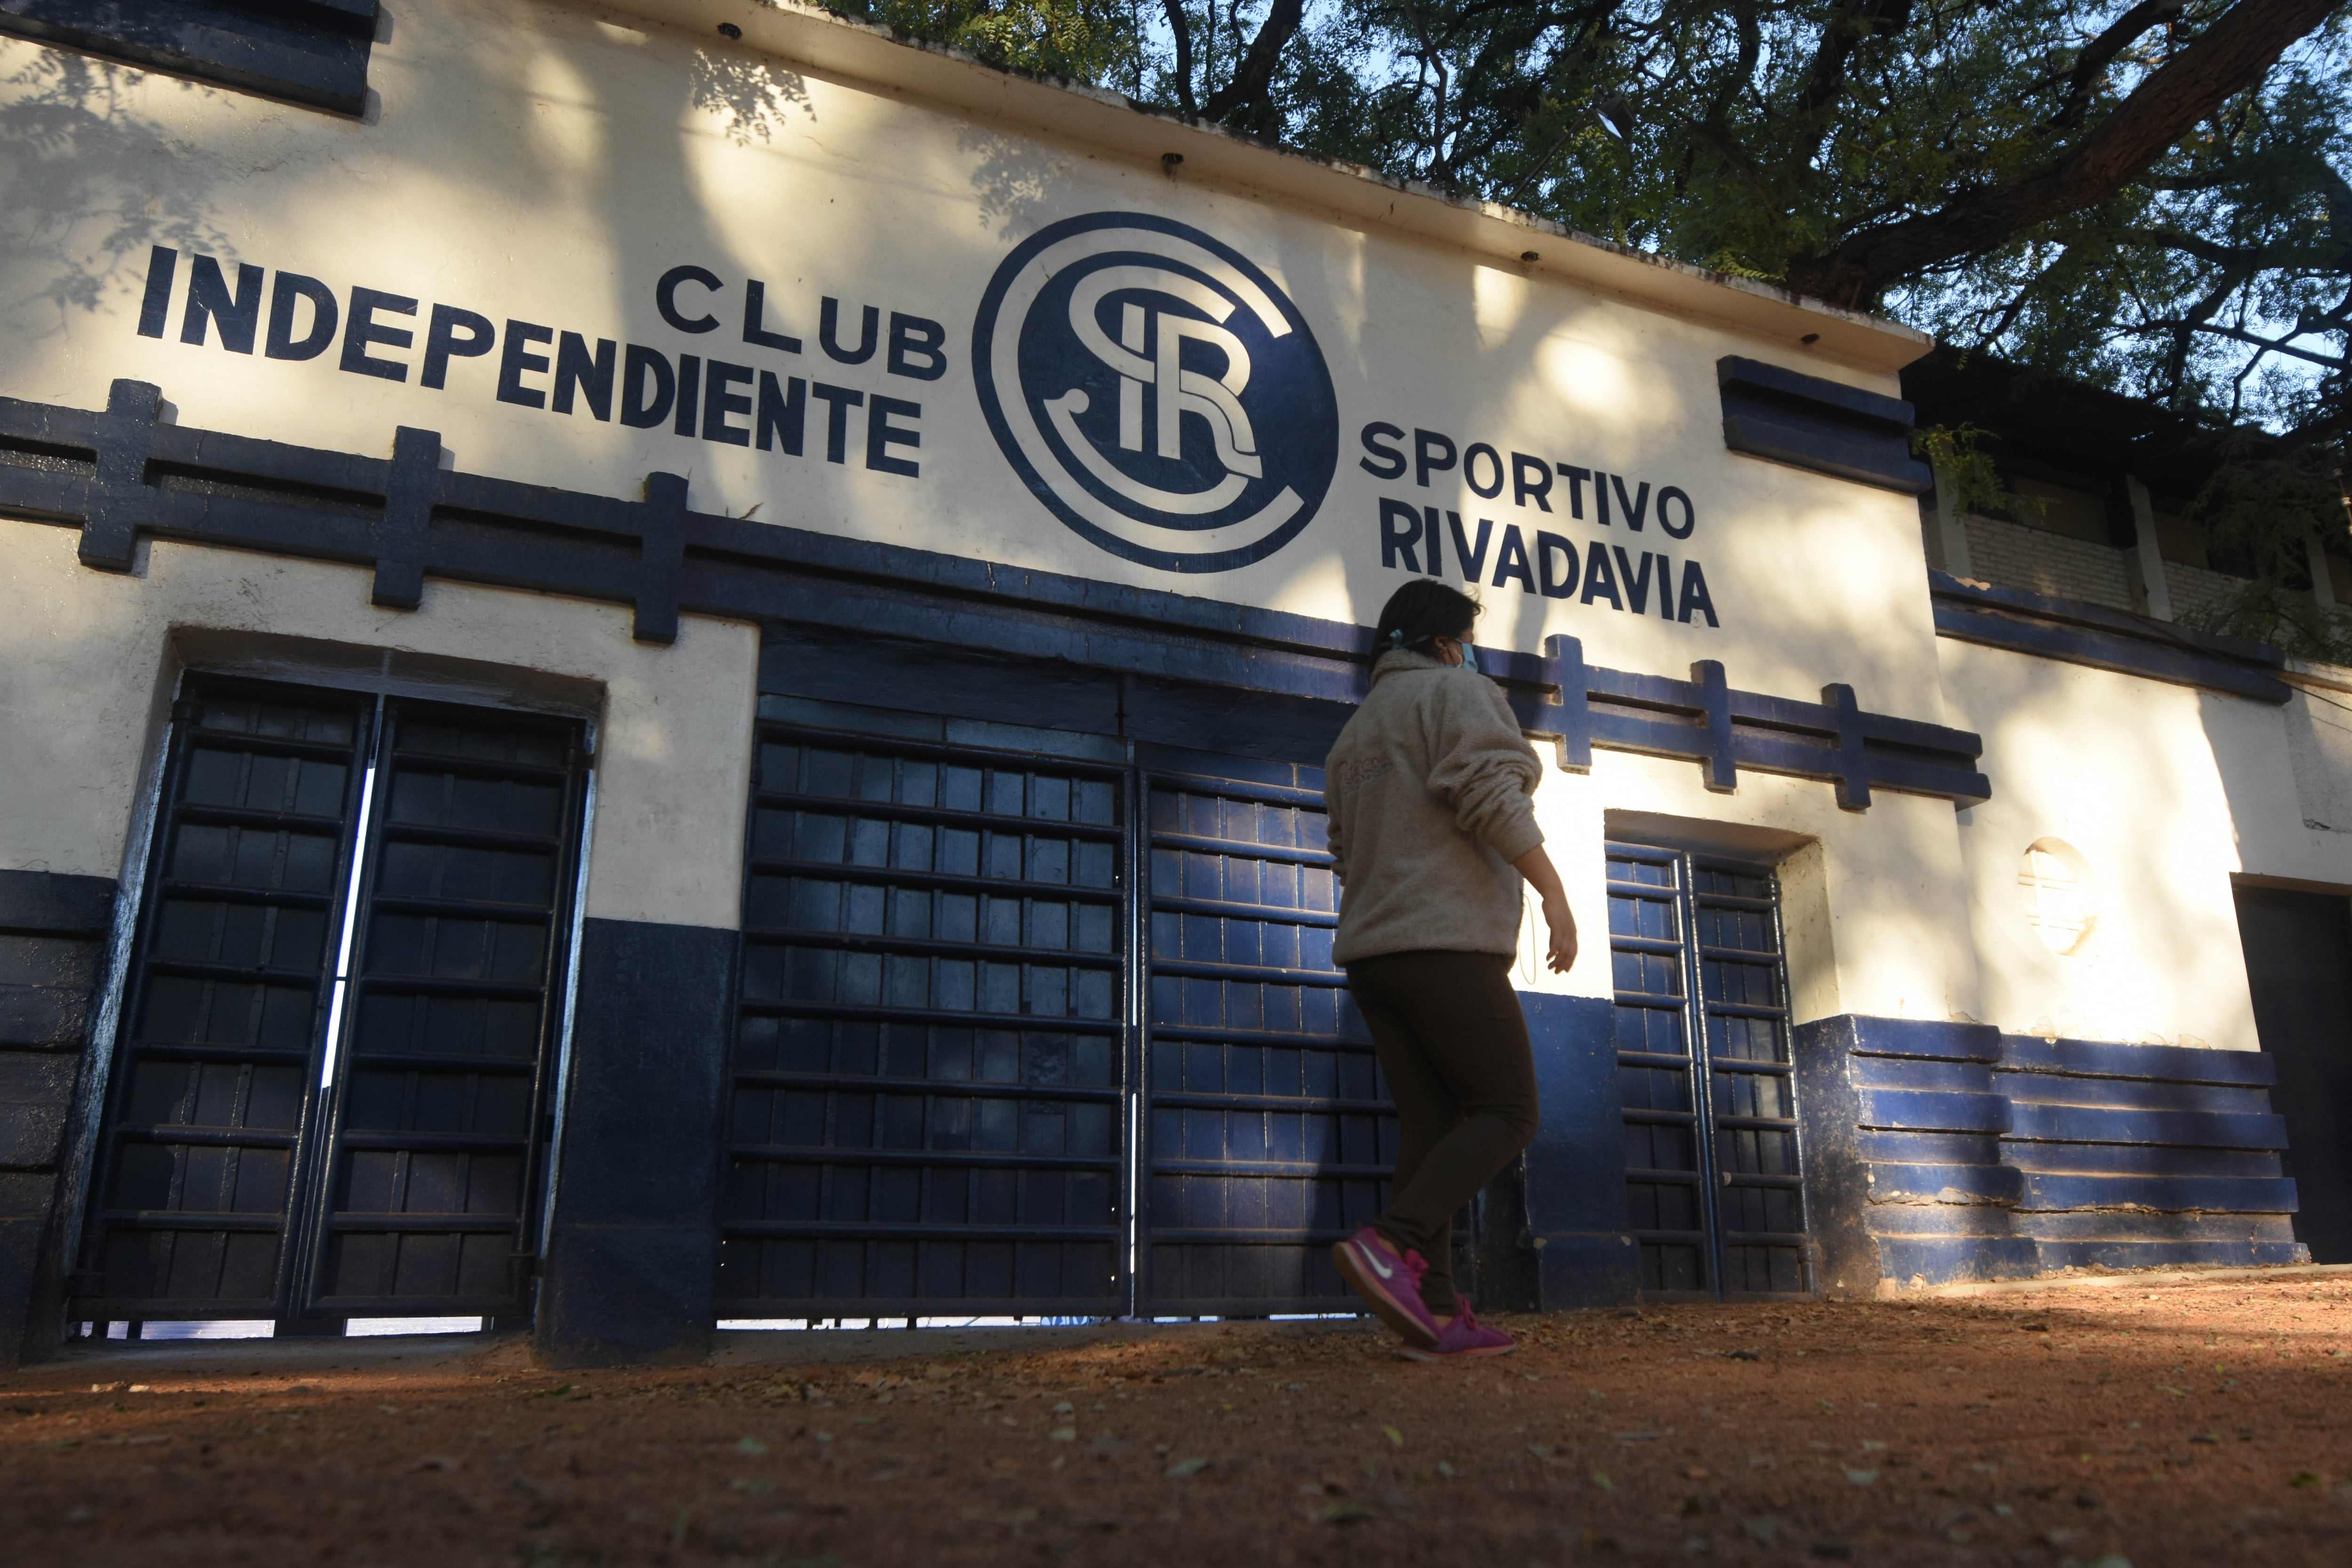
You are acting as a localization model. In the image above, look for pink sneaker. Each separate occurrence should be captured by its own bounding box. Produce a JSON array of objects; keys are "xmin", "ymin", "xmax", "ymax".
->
[
  {"xmin": 1399, "ymin": 1301, "xmax": 1516, "ymax": 1361},
  {"xmin": 1331, "ymin": 1226, "xmax": 1442, "ymax": 1348}
]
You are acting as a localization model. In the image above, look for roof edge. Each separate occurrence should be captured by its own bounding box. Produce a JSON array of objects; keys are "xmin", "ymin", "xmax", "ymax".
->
[{"xmin": 589, "ymin": 0, "xmax": 1936, "ymax": 378}]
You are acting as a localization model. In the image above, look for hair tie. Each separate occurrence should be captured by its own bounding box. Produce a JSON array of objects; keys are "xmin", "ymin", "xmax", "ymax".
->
[{"xmin": 1387, "ymin": 629, "xmax": 1404, "ymax": 646}]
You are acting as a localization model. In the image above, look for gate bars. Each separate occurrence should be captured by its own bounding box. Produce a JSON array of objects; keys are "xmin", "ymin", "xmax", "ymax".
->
[
  {"xmin": 1606, "ymin": 841, "xmax": 1810, "ymax": 1300},
  {"xmin": 717, "ymin": 719, "xmax": 1388, "ymax": 1321},
  {"xmin": 72, "ymin": 678, "xmax": 588, "ymax": 1326}
]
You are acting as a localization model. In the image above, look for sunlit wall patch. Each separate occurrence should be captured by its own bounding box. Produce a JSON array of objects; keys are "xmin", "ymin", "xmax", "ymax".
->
[{"xmin": 972, "ymin": 212, "xmax": 1340, "ymax": 573}]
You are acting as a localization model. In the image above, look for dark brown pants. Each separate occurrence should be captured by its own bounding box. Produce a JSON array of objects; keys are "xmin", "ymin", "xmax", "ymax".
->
[{"xmin": 1344, "ymin": 950, "xmax": 1540, "ymax": 1316}]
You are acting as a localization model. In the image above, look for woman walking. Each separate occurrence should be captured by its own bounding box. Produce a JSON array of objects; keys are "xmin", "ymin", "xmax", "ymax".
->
[{"xmin": 1326, "ymin": 581, "xmax": 1577, "ymax": 1360}]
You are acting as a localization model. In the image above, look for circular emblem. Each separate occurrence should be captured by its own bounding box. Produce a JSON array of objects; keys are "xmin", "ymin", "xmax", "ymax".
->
[{"xmin": 972, "ymin": 212, "xmax": 1339, "ymax": 574}]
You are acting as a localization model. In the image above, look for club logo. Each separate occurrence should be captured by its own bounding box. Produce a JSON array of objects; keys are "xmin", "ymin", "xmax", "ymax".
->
[{"xmin": 972, "ymin": 212, "xmax": 1339, "ymax": 573}]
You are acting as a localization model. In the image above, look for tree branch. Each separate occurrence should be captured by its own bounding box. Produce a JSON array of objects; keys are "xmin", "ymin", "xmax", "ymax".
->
[
  {"xmin": 2123, "ymin": 316, "xmax": 2350, "ymax": 371},
  {"xmin": 1163, "ymin": 0, "xmax": 1198, "ymax": 117},
  {"xmin": 1200, "ymin": 0, "xmax": 1304, "ymax": 122},
  {"xmin": 2049, "ymin": 0, "xmax": 2184, "ymax": 129},
  {"xmin": 1782, "ymin": 0, "xmax": 2343, "ymax": 308},
  {"xmin": 1793, "ymin": 0, "xmax": 1914, "ymax": 118}
]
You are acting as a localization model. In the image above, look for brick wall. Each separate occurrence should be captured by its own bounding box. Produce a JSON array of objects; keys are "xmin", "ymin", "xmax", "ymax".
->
[
  {"xmin": 2165, "ymin": 560, "xmax": 2252, "ymax": 624},
  {"xmin": 1961, "ymin": 514, "xmax": 2136, "ymax": 612}
]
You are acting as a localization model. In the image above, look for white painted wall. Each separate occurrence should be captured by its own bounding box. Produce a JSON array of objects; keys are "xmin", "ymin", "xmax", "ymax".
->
[
  {"xmin": 0, "ymin": 0, "xmax": 1944, "ymax": 722},
  {"xmin": 2200, "ymin": 668, "xmax": 2352, "ymax": 893},
  {"xmin": 1935, "ymin": 639, "xmax": 2262, "ymax": 1049},
  {"xmin": 0, "ymin": 520, "xmax": 758, "ymax": 930},
  {"xmin": 1516, "ymin": 750, "xmax": 1979, "ymax": 1023}
]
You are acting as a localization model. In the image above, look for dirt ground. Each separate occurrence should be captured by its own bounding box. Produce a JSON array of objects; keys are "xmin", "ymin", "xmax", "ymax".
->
[{"xmin": 8, "ymin": 1270, "xmax": 2352, "ymax": 1568}]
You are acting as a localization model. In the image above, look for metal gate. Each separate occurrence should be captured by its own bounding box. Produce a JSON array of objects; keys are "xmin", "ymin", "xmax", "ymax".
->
[
  {"xmin": 72, "ymin": 678, "xmax": 588, "ymax": 1328},
  {"xmin": 719, "ymin": 722, "xmax": 1130, "ymax": 1318},
  {"xmin": 716, "ymin": 716, "xmax": 1391, "ymax": 1320},
  {"xmin": 1136, "ymin": 750, "xmax": 1389, "ymax": 1315},
  {"xmin": 1605, "ymin": 841, "xmax": 1809, "ymax": 1298}
]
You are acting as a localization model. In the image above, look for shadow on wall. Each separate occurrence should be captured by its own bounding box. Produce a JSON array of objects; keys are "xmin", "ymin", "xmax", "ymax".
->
[
  {"xmin": 0, "ymin": 49, "xmax": 233, "ymax": 333},
  {"xmin": 958, "ymin": 127, "xmax": 1061, "ymax": 242},
  {"xmin": 688, "ymin": 42, "xmax": 812, "ymax": 146}
]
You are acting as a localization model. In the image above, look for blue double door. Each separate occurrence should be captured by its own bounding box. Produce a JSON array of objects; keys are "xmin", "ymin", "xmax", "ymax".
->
[
  {"xmin": 718, "ymin": 716, "xmax": 1396, "ymax": 1321},
  {"xmin": 1605, "ymin": 842, "xmax": 1810, "ymax": 1299}
]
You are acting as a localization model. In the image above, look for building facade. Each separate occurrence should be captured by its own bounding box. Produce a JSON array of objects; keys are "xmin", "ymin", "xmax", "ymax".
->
[{"xmin": 1, "ymin": 0, "xmax": 2348, "ymax": 1366}]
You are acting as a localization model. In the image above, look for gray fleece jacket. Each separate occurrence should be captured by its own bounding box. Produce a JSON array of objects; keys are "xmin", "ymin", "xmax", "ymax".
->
[{"xmin": 1325, "ymin": 648, "xmax": 1546, "ymax": 965}]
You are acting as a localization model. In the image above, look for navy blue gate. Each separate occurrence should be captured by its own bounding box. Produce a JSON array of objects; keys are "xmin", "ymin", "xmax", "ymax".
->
[
  {"xmin": 73, "ymin": 678, "xmax": 588, "ymax": 1328},
  {"xmin": 718, "ymin": 721, "xmax": 1404, "ymax": 1321},
  {"xmin": 1606, "ymin": 841, "xmax": 1809, "ymax": 1298},
  {"xmin": 719, "ymin": 722, "xmax": 1130, "ymax": 1319},
  {"xmin": 1136, "ymin": 751, "xmax": 1390, "ymax": 1315}
]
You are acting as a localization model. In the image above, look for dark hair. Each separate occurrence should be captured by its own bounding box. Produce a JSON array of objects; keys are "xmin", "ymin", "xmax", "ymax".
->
[{"xmin": 1372, "ymin": 581, "xmax": 1481, "ymax": 659}]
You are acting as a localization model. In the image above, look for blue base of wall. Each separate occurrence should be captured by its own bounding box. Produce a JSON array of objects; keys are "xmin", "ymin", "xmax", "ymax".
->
[
  {"xmin": 1796, "ymin": 1015, "xmax": 2305, "ymax": 1292},
  {"xmin": 537, "ymin": 918, "xmax": 738, "ymax": 1368},
  {"xmin": 0, "ymin": 869, "xmax": 116, "ymax": 1367},
  {"xmin": 1519, "ymin": 992, "xmax": 1641, "ymax": 1309}
]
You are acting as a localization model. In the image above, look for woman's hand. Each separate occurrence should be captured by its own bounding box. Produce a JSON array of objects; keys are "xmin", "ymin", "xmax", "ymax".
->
[
  {"xmin": 1511, "ymin": 845, "xmax": 1579, "ymax": 975},
  {"xmin": 1537, "ymin": 892, "xmax": 1578, "ymax": 973}
]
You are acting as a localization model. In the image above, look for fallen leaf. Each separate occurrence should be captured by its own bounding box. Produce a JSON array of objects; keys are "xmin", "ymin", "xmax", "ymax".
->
[
  {"xmin": 2292, "ymin": 1472, "xmax": 2323, "ymax": 1489},
  {"xmin": 1320, "ymin": 1503, "xmax": 1375, "ymax": 1524},
  {"xmin": 1165, "ymin": 1457, "xmax": 1209, "ymax": 1478},
  {"xmin": 1048, "ymin": 1427, "xmax": 1077, "ymax": 1442},
  {"xmin": 1844, "ymin": 1469, "xmax": 1879, "ymax": 1486},
  {"xmin": 1590, "ymin": 1471, "xmax": 1613, "ymax": 1491},
  {"xmin": 1381, "ymin": 1425, "xmax": 1404, "ymax": 1448},
  {"xmin": 735, "ymin": 1436, "xmax": 770, "ymax": 1455}
]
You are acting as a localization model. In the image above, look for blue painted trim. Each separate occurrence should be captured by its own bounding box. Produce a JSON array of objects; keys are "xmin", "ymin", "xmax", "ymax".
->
[
  {"xmin": 2019, "ymin": 1211, "xmax": 2300, "ymax": 1243},
  {"xmin": 2026, "ymin": 1239, "xmax": 2303, "ymax": 1272},
  {"xmin": 1720, "ymin": 356, "xmax": 1917, "ymax": 429},
  {"xmin": 1867, "ymin": 1162, "xmax": 2024, "ymax": 1205},
  {"xmin": 0, "ymin": 870, "xmax": 115, "ymax": 938},
  {"xmin": 1849, "ymin": 1056, "xmax": 1997, "ymax": 1093},
  {"xmin": 1873, "ymin": 1235, "xmax": 2041, "ymax": 1287},
  {"xmin": 1931, "ymin": 572, "xmax": 2290, "ymax": 704},
  {"xmin": 2014, "ymin": 1174, "xmax": 2298, "ymax": 1214},
  {"xmin": 2004, "ymin": 1104, "xmax": 2288, "ymax": 1150},
  {"xmin": 1854, "ymin": 1129, "xmax": 2004, "ymax": 1164},
  {"xmin": 1813, "ymin": 1014, "xmax": 2002, "ymax": 1062},
  {"xmin": 1999, "ymin": 1033, "xmax": 2279, "ymax": 1087},
  {"xmin": 1716, "ymin": 357, "xmax": 1931, "ymax": 495},
  {"xmin": 1798, "ymin": 1012, "xmax": 2306, "ymax": 1293},
  {"xmin": 1994, "ymin": 1074, "xmax": 2276, "ymax": 1116},
  {"xmin": 0, "ymin": 0, "xmax": 376, "ymax": 116},
  {"xmin": 1855, "ymin": 1088, "xmax": 2012, "ymax": 1134},
  {"xmin": 3, "ymin": 381, "xmax": 1996, "ymax": 812}
]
